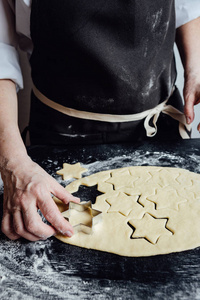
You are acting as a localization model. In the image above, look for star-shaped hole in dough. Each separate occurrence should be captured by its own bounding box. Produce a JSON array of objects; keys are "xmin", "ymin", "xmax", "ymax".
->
[
  {"xmin": 72, "ymin": 185, "xmax": 103, "ymax": 205},
  {"xmin": 147, "ymin": 186, "xmax": 187, "ymax": 210},
  {"xmin": 105, "ymin": 192, "xmax": 144, "ymax": 217},
  {"xmin": 128, "ymin": 213, "xmax": 173, "ymax": 244},
  {"xmin": 106, "ymin": 170, "xmax": 139, "ymax": 190},
  {"xmin": 56, "ymin": 163, "xmax": 88, "ymax": 180}
]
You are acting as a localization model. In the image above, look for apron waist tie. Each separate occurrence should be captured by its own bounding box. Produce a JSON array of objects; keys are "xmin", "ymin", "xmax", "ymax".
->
[{"xmin": 33, "ymin": 85, "xmax": 191, "ymax": 139}]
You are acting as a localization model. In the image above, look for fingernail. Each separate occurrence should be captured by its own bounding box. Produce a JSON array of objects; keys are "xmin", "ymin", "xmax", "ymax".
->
[
  {"xmin": 40, "ymin": 237, "xmax": 48, "ymax": 241},
  {"xmin": 186, "ymin": 117, "xmax": 191, "ymax": 124},
  {"xmin": 64, "ymin": 230, "xmax": 73, "ymax": 237}
]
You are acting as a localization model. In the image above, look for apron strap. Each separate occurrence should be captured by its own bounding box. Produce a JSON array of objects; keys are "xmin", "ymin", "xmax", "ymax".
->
[{"xmin": 33, "ymin": 85, "xmax": 191, "ymax": 139}]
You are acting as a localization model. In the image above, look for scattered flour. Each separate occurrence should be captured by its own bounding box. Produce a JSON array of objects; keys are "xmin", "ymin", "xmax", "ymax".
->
[{"xmin": 0, "ymin": 148, "xmax": 200, "ymax": 298}]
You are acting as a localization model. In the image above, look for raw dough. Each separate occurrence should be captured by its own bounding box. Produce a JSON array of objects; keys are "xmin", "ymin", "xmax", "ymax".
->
[
  {"xmin": 65, "ymin": 207, "xmax": 93, "ymax": 227},
  {"xmin": 56, "ymin": 163, "xmax": 87, "ymax": 180},
  {"xmin": 55, "ymin": 165, "xmax": 200, "ymax": 257}
]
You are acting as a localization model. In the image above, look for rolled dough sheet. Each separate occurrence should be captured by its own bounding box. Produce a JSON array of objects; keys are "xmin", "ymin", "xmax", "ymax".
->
[{"xmin": 55, "ymin": 165, "xmax": 200, "ymax": 257}]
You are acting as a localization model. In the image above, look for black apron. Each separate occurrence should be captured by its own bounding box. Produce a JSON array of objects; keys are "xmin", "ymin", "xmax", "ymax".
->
[{"xmin": 28, "ymin": 0, "xmax": 183, "ymax": 145}]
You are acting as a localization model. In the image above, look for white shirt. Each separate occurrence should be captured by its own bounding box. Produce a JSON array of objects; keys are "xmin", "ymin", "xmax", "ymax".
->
[{"xmin": 0, "ymin": 0, "xmax": 200, "ymax": 90}]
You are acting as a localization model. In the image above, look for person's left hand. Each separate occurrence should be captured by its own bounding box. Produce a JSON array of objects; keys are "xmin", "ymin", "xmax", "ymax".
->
[{"xmin": 175, "ymin": 17, "xmax": 200, "ymax": 132}]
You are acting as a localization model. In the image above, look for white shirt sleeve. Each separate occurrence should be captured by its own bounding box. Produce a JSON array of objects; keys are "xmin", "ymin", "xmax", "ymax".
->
[
  {"xmin": 0, "ymin": 0, "xmax": 23, "ymax": 90},
  {"xmin": 175, "ymin": 0, "xmax": 200, "ymax": 28}
]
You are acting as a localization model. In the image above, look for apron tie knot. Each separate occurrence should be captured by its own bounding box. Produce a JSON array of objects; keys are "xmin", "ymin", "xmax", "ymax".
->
[{"xmin": 144, "ymin": 100, "xmax": 191, "ymax": 139}]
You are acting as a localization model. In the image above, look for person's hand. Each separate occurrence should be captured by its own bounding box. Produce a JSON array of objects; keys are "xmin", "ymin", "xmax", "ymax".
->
[
  {"xmin": 1, "ymin": 156, "xmax": 79, "ymax": 241},
  {"xmin": 175, "ymin": 17, "xmax": 200, "ymax": 133},
  {"xmin": 184, "ymin": 69, "xmax": 200, "ymax": 131}
]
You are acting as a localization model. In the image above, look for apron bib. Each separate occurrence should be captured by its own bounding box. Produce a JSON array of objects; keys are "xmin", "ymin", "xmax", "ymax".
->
[{"xmin": 29, "ymin": 0, "xmax": 185, "ymax": 145}]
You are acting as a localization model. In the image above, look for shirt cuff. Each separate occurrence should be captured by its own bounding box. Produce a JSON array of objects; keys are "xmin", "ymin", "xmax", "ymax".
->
[
  {"xmin": 0, "ymin": 43, "xmax": 23, "ymax": 91},
  {"xmin": 176, "ymin": 0, "xmax": 200, "ymax": 28}
]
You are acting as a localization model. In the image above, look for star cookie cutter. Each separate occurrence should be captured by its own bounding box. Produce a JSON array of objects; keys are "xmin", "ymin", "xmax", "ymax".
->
[{"xmin": 62, "ymin": 201, "xmax": 102, "ymax": 234}]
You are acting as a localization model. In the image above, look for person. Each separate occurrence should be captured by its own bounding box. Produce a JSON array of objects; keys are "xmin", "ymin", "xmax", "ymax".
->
[{"xmin": 0, "ymin": 0, "xmax": 200, "ymax": 241}]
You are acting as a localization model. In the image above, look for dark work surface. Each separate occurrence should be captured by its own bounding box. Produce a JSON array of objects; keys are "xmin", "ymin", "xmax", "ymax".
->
[{"xmin": 1, "ymin": 139, "xmax": 200, "ymax": 299}]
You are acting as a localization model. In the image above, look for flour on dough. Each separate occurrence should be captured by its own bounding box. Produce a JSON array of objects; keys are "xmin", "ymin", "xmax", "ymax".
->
[
  {"xmin": 56, "ymin": 163, "xmax": 87, "ymax": 180},
  {"xmin": 55, "ymin": 165, "xmax": 200, "ymax": 257}
]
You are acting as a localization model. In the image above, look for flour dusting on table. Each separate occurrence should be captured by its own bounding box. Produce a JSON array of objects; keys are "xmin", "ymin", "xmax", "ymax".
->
[{"xmin": 1, "ymin": 147, "xmax": 200, "ymax": 298}]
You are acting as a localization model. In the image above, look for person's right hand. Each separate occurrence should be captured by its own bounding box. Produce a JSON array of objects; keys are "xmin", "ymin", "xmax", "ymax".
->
[{"xmin": 1, "ymin": 155, "xmax": 79, "ymax": 241}]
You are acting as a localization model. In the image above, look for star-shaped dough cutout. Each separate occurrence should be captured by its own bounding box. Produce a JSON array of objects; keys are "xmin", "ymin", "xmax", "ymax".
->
[
  {"xmin": 175, "ymin": 173, "xmax": 192, "ymax": 186},
  {"xmin": 56, "ymin": 163, "xmax": 87, "ymax": 180},
  {"xmin": 97, "ymin": 181, "xmax": 114, "ymax": 194},
  {"xmin": 130, "ymin": 183, "xmax": 159, "ymax": 197},
  {"xmin": 106, "ymin": 170, "xmax": 139, "ymax": 190},
  {"xmin": 147, "ymin": 186, "xmax": 187, "ymax": 210},
  {"xmin": 148, "ymin": 169, "xmax": 180, "ymax": 187},
  {"xmin": 62, "ymin": 201, "xmax": 102, "ymax": 234},
  {"xmin": 185, "ymin": 179, "xmax": 200, "ymax": 200},
  {"xmin": 106, "ymin": 192, "xmax": 144, "ymax": 217},
  {"xmin": 129, "ymin": 213, "xmax": 173, "ymax": 244},
  {"xmin": 129, "ymin": 168, "xmax": 152, "ymax": 184},
  {"xmin": 65, "ymin": 206, "xmax": 92, "ymax": 227}
]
